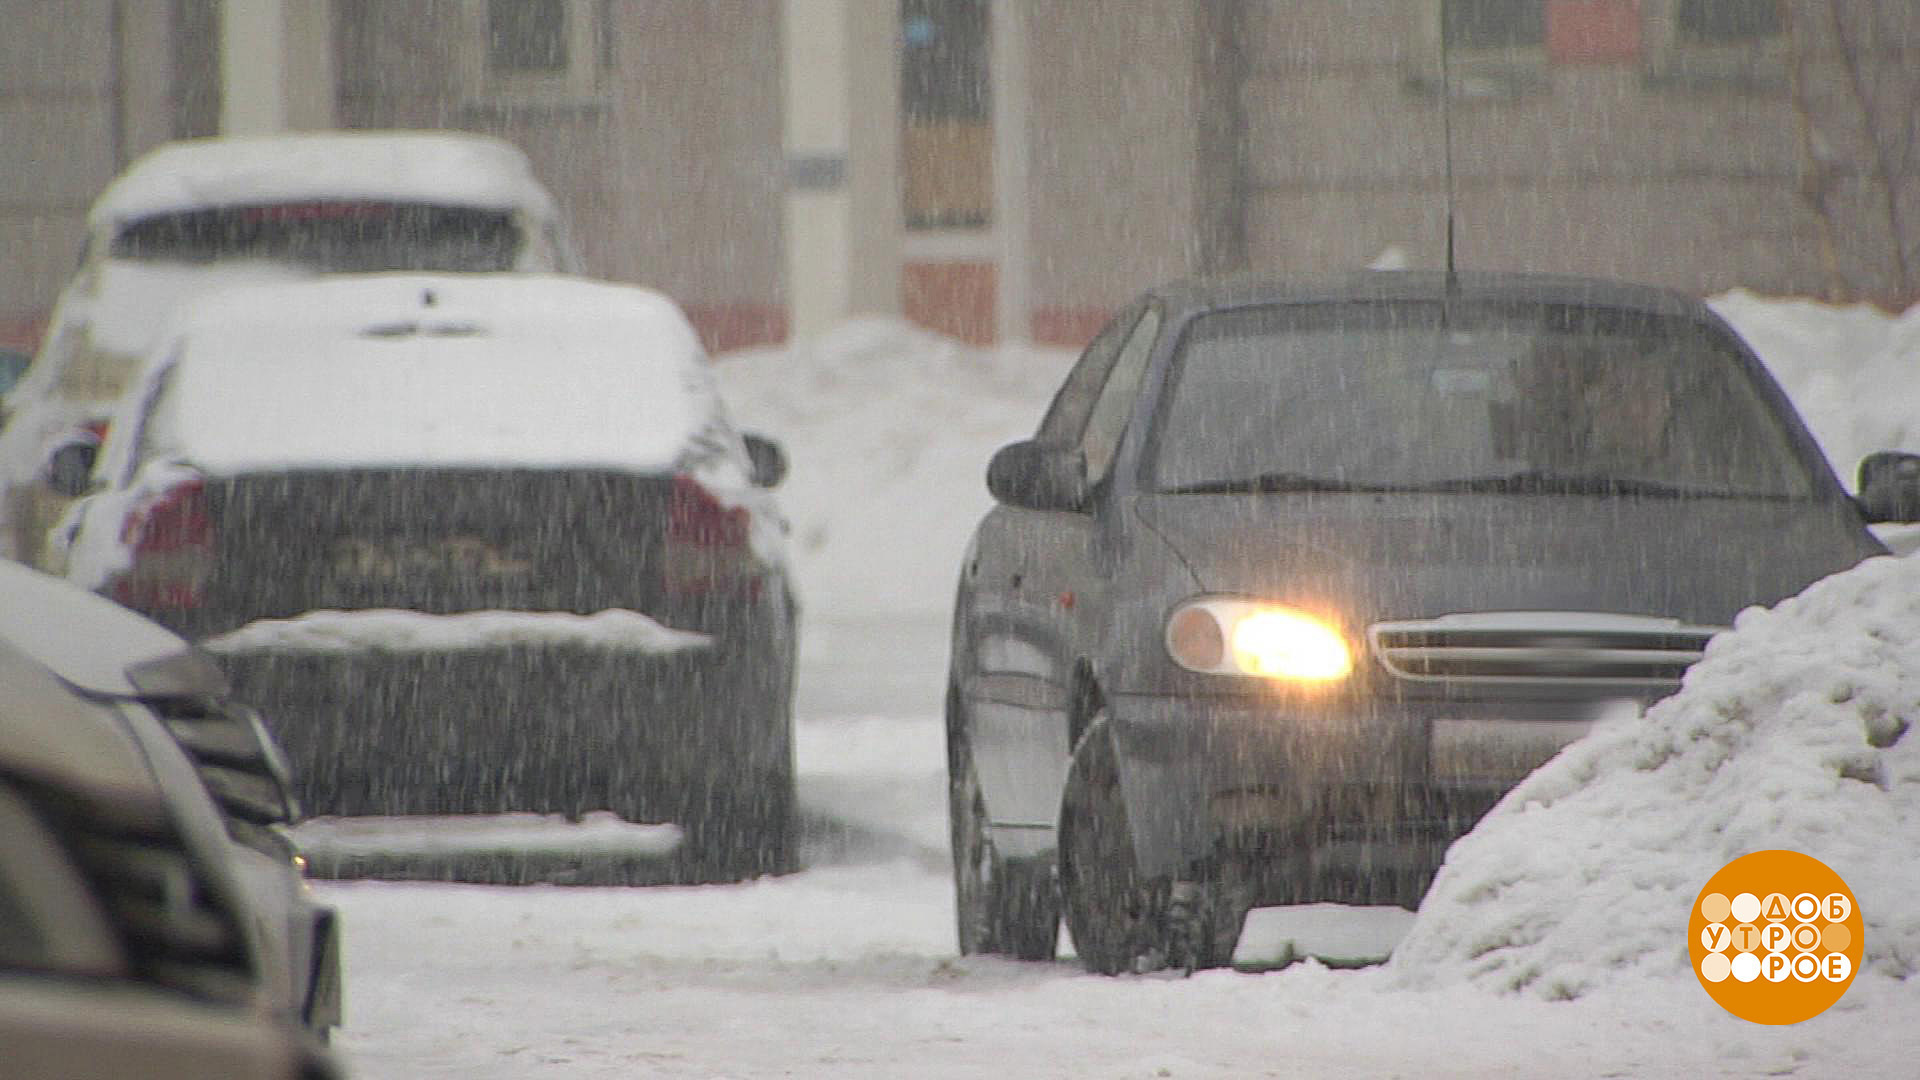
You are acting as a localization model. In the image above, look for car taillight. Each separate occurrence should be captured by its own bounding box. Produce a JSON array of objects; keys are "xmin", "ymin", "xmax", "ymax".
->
[
  {"xmin": 111, "ymin": 475, "xmax": 213, "ymax": 610},
  {"xmin": 664, "ymin": 474, "xmax": 757, "ymax": 598}
]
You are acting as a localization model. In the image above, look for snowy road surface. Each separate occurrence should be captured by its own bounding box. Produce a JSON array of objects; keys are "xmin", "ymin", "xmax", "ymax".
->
[
  {"xmin": 319, "ymin": 306, "xmax": 1920, "ymax": 1078},
  {"xmin": 322, "ymin": 611, "xmax": 1918, "ymax": 1079}
]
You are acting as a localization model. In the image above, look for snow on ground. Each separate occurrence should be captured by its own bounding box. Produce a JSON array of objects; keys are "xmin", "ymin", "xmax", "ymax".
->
[
  {"xmin": 323, "ymin": 715, "xmax": 1920, "ymax": 1079},
  {"xmin": 712, "ymin": 318, "xmax": 1075, "ymax": 620},
  {"xmin": 296, "ymin": 811, "xmax": 683, "ymax": 861},
  {"xmin": 320, "ymin": 296, "xmax": 1920, "ymax": 1078},
  {"xmin": 1712, "ymin": 290, "xmax": 1920, "ymax": 479}
]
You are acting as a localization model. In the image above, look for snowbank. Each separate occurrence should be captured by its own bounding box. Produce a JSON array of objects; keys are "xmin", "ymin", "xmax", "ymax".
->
[
  {"xmin": 713, "ymin": 320, "xmax": 1074, "ymax": 619},
  {"xmin": 292, "ymin": 812, "xmax": 683, "ymax": 861},
  {"xmin": 1713, "ymin": 290, "xmax": 1920, "ymax": 484},
  {"xmin": 1390, "ymin": 553, "xmax": 1920, "ymax": 1000}
]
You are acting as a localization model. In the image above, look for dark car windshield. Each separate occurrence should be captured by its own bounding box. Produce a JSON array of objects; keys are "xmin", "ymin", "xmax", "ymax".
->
[
  {"xmin": 1149, "ymin": 300, "xmax": 1817, "ymax": 499},
  {"xmin": 109, "ymin": 202, "xmax": 522, "ymax": 272}
]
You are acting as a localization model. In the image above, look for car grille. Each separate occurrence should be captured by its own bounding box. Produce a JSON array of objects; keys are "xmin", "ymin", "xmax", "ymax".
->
[
  {"xmin": 31, "ymin": 783, "xmax": 256, "ymax": 1007},
  {"xmin": 149, "ymin": 695, "xmax": 299, "ymax": 830},
  {"xmin": 1368, "ymin": 612, "xmax": 1722, "ymax": 687}
]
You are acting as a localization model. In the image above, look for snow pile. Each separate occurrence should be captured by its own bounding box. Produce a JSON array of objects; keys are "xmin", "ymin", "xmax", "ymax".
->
[
  {"xmin": 1390, "ymin": 553, "xmax": 1920, "ymax": 1000},
  {"xmin": 203, "ymin": 608, "xmax": 711, "ymax": 655},
  {"xmin": 1713, "ymin": 290, "xmax": 1920, "ymax": 484},
  {"xmin": 714, "ymin": 320, "xmax": 1074, "ymax": 618},
  {"xmin": 292, "ymin": 811, "xmax": 683, "ymax": 860}
]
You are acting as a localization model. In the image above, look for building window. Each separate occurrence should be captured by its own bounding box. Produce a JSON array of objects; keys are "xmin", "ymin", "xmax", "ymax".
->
[
  {"xmin": 901, "ymin": 0, "xmax": 991, "ymax": 229},
  {"xmin": 466, "ymin": 0, "xmax": 608, "ymax": 104},
  {"xmin": 1444, "ymin": 0, "xmax": 1546, "ymax": 50},
  {"xmin": 488, "ymin": 0, "xmax": 569, "ymax": 74},
  {"xmin": 1643, "ymin": 0, "xmax": 1784, "ymax": 91},
  {"xmin": 1406, "ymin": 1, "xmax": 1549, "ymax": 101},
  {"xmin": 1677, "ymin": 0, "xmax": 1781, "ymax": 43}
]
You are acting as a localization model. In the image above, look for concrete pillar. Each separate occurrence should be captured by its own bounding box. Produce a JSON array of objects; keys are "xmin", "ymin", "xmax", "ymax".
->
[
  {"xmin": 219, "ymin": 0, "xmax": 335, "ymax": 135},
  {"xmin": 783, "ymin": 0, "xmax": 900, "ymax": 341},
  {"xmin": 990, "ymin": 0, "xmax": 1030, "ymax": 345}
]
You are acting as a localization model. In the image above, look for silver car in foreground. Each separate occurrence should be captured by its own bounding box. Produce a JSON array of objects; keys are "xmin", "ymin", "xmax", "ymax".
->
[{"xmin": 0, "ymin": 560, "xmax": 341, "ymax": 1037}]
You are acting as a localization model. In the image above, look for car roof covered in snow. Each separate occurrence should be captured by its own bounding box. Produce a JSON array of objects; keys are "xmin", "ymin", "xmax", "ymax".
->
[
  {"xmin": 103, "ymin": 273, "xmax": 731, "ymax": 478},
  {"xmin": 88, "ymin": 131, "xmax": 560, "ymax": 233},
  {"xmin": 1142, "ymin": 270, "xmax": 1716, "ymax": 323}
]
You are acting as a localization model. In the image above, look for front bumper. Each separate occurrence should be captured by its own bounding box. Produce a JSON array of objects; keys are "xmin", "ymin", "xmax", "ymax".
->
[{"xmin": 1105, "ymin": 689, "xmax": 1612, "ymax": 904}]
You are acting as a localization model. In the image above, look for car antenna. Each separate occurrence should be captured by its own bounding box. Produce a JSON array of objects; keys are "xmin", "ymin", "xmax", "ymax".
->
[{"xmin": 1440, "ymin": 8, "xmax": 1460, "ymax": 295}]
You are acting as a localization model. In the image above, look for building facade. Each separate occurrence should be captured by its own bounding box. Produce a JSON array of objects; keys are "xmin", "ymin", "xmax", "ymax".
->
[{"xmin": 2, "ymin": 1, "xmax": 1915, "ymax": 355}]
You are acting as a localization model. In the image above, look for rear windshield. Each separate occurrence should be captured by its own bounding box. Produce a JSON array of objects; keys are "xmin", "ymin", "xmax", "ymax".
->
[
  {"xmin": 1149, "ymin": 301, "xmax": 1817, "ymax": 499},
  {"xmin": 109, "ymin": 202, "xmax": 522, "ymax": 272}
]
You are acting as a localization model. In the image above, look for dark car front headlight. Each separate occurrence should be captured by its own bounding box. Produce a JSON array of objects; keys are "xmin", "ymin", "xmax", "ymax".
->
[{"xmin": 1165, "ymin": 597, "xmax": 1353, "ymax": 682}]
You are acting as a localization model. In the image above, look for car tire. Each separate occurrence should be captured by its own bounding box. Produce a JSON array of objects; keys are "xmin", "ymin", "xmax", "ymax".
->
[
  {"xmin": 1059, "ymin": 711, "xmax": 1243, "ymax": 975},
  {"xmin": 948, "ymin": 698, "xmax": 1059, "ymax": 960}
]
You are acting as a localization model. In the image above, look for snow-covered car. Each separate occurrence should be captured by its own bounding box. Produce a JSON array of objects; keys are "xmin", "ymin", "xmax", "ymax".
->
[
  {"xmin": 0, "ymin": 611, "xmax": 341, "ymax": 1075},
  {"xmin": 64, "ymin": 273, "xmax": 798, "ymax": 883},
  {"xmin": 0, "ymin": 129, "xmax": 579, "ymax": 569},
  {"xmin": 947, "ymin": 270, "xmax": 1920, "ymax": 974},
  {"xmin": 0, "ymin": 560, "xmax": 341, "ymax": 1037}
]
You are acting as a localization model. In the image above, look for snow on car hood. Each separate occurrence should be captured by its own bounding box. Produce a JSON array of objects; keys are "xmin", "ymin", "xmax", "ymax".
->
[
  {"xmin": 0, "ymin": 559, "xmax": 202, "ymax": 697},
  {"xmin": 88, "ymin": 131, "xmax": 559, "ymax": 233},
  {"xmin": 1389, "ymin": 552, "xmax": 1920, "ymax": 998},
  {"xmin": 99, "ymin": 274, "xmax": 734, "ymax": 478}
]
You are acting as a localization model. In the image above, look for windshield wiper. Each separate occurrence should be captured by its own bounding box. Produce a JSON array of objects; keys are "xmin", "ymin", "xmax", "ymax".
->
[
  {"xmin": 1410, "ymin": 470, "xmax": 1780, "ymax": 499},
  {"xmin": 1158, "ymin": 472, "xmax": 1406, "ymax": 496}
]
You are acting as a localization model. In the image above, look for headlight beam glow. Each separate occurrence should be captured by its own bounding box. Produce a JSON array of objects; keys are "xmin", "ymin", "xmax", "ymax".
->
[{"xmin": 1166, "ymin": 599, "xmax": 1353, "ymax": 682}]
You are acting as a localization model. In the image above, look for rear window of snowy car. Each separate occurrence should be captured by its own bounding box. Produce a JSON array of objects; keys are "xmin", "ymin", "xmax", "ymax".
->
[
  {"xmin": 1149, "ymin": 301, "xmax": 1818, "ymax": 499},
  {"xmin": 109, "ymin": 203, "xmax": 523, "ymax": 273}
]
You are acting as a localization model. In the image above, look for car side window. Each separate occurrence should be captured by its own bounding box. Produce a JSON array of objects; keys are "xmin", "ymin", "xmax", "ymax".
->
[
  {"xmin": 1079, "ymin": 305, "xmax": 1163, "ymax": 485},
  {"xmin": 1034, "ymin": 303, "xmax": 1148, "ymax": 447}
]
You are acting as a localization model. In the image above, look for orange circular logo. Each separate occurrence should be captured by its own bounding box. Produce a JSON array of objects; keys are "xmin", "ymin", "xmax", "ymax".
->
[{"xmin": 1689, "ymin": 850, "xmax": 1862, "ymax": 1024}]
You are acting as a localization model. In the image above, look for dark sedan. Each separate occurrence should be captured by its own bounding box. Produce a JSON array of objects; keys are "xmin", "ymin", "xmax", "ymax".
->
[{"xmin": 947, "ymin": 271, "xmax": 1920, "ymax": 974}]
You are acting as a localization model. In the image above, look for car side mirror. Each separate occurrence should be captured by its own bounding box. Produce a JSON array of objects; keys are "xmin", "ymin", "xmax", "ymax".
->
[
  {"xmin": 1857, "ymin": 451, "xmax": 1920, "ymax": 524},
  {"xmin": 987, "ymin": 439, "xmax": 1090, "ymax": 512},
  {"xmin": 45, "ymin": 438, "xmax": 98, "ymax": 498},
  {"xmin": 743, "ymin": 432, "xmax": 788, "ymax": 488}
]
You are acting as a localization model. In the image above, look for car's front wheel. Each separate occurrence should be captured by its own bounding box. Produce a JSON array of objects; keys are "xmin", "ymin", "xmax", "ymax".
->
[
  {"xmin": 1059, "ymin": 712, "xmax": 1243, "ymax": 975},
  {"xmin": 949, "ymin": 692, "xmax": 1058, "ymax": 960}
]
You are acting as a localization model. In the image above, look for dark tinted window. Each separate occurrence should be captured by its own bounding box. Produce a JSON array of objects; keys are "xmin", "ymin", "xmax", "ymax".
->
[
  {"xmin": 1150, "ymin": 301, "xmax": 1815, "ymax": 498},
  {"xmin": 1444, "ymin": 0, "xmax": 1545, "ymax": 50},
  {"xmin": 1035, "ymin": 303, "xmax": 1146, "ymax": 446},
  {"xmin": 110, "ymin": 203, "xmax": 522, "ymax": 272},
  {"xmin": 1080, "ymin": 306, "xmax": 1161, "ymax": 483},
  {"xmin": 1678, "ymin": 0, "xmax": 1780, "ymax": 42},
  {"xmin": 488, "ymin": 0, "xmax": 569, "ymax": 73}
]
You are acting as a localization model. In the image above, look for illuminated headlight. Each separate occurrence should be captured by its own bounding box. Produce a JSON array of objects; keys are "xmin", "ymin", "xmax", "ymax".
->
[{"xmin": 1165, "ymin": 598, "xmax": 1353, "ymax": 681}]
